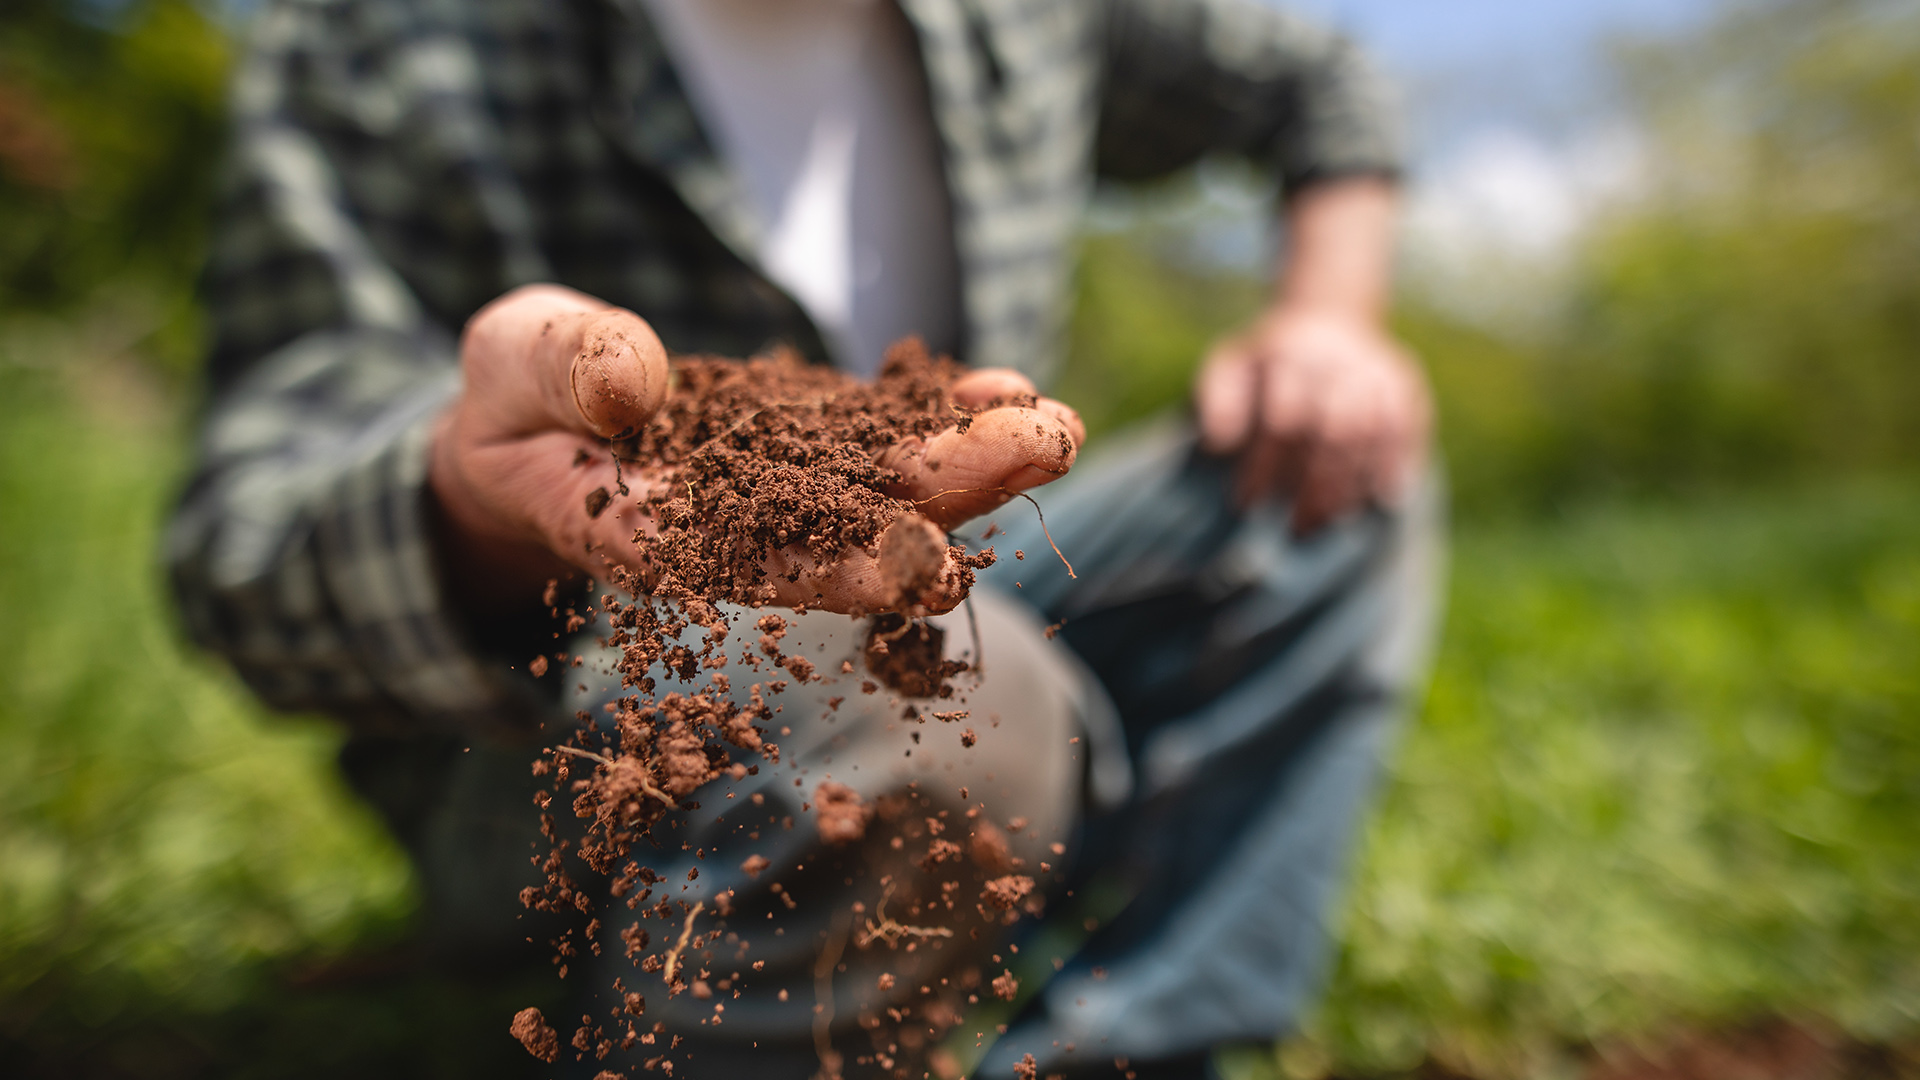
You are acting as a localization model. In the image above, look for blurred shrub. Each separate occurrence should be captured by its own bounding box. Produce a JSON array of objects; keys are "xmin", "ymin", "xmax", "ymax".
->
[
  {"xmin": 1061, "ymin": 0, "xmax": 1920, "ymax": 516},
  {"xmin": 0, "ymin": 0, "xmax": 229, "ymax": 377},
  {"xmin": 1300, "ymin": 480, "xmax": 1920, "ymax": 1078},
  {"xmin": 1055, "ymin": 226, "xmax": 1265, "ymax": 441},
  {"xmin": 1525, "ymin": 0, "xmax": 1920, "ymax": 504},
  {"xmin": 0, "ymin": 332, "xmax": 416, "ymax": 1037}
]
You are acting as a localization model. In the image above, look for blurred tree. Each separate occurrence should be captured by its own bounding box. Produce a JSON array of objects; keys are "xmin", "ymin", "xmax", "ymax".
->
[
  {"xmin": 0, "ymin": 0, "xmax": 228, "ymax": 377},
  {"xmin": 1546, "ymin": 0, "xmax": 1920, "ymax": 497},
  {"xmin": 1056, "ymin": 226, "xmax": 1265, "ymax": 441},
  {"xmin": 1060, "ymin": 0, "xmax": 1920, "ymax": 514}
]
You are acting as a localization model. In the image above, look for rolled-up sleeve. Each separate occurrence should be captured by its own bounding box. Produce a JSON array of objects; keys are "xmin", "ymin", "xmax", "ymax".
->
[{"xmin": 1096, "ymin": 0, "xmax": 1403, "ymax": 191}]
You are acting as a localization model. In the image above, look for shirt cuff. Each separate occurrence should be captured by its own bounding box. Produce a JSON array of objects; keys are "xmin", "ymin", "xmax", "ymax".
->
[{"xmin": 311, "ymin": 397, "xmax": 553, "ymax": 736}]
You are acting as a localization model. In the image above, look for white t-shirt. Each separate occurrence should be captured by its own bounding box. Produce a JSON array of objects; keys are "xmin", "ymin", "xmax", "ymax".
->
[{"xmin": 639, "ymin": 0, "xmax": 962, "ymax": 376}]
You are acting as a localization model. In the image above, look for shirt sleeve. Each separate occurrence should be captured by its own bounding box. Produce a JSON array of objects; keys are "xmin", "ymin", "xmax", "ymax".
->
[
  {"xmin": 1095, "ymin": 0, "xmax": 1403, "ymax": 191},
  {"xmin": 166, "ymin": 0, "xmax": 548, "ymax": 736}
]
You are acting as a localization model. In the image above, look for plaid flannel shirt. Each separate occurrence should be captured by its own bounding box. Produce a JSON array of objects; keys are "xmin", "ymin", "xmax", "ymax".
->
[{"xmin": 167, "ymin": 0, "xmax": 1402, "ymax": 734}]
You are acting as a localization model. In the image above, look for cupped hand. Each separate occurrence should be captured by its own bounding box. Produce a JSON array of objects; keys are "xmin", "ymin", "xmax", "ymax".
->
[
  {"xmin": 1195, "ymin": 307, "xmax": 1431, "ymax": 535},
  {"xmin": 429, "ymin": 285, "xmax": 1082, "ymax": 616}
]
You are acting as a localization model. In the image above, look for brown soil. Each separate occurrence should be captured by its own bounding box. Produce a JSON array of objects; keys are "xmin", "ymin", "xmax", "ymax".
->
[
  {"xmin": 980, "ymin": 875, "xmax": 1035, "ymax": 911},
  {"xmin": 510, "ymin": 1007, "xmax": 558, "ymax": 1063},
  {"xmin": 510, "ymin": 341, "xmax": 1060, "ymax": 1077},
  {"xmin": 814, "ymin": 780, "xmax": 871, "ymax": 845},
  {"xmin": 865, "ymin": 614, "xmax": 970, "ymax": 699},
  {"xmin": 613, "ymin": 341, "xmax": 974, "ymax": 609}
]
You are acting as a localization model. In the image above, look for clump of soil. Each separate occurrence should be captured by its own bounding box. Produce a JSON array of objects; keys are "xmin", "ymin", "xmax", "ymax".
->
[
  {"xmin": 815, "ymin": 780, "xmax": 872, "ymax": 845},
  {"xmin": 981, "ymin": 875, "xmax": 1036, "ymax": 911},
  {"xmin": 865, "ymin": 614, "xmax": 971, "ymax": 699},
  {"xmin": 511, "ymin": 1007, "xmax": 559, "ymax": 1062},
  {"xmin": 613, "ymin": 341, "xmax": 977, "ymax": 610}
]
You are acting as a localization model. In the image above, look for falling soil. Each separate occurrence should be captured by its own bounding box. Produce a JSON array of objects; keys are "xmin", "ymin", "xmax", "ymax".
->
[
  {"xmin": 511, "ymin": 1007, "xmax": 559, "ymax": 1063},
  {"xmin": 814, "ymin": 780, "xmax": 872, "ymax": 845},
  {"xmin": 512, "ymin": 341, "xmax": 1066, "ymax": 1079}
]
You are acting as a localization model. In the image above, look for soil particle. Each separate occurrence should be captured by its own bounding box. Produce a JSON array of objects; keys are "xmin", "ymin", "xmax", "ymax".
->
[
  {"xmin": 586, "ymin": 486, "xmax": 613, "ymax": 518},
  {"xmin": 992, "ymin": 970, "xmax": 1019, "ymax": 1001},
  {"xmin": 515, "ymin": 340, "xmax": 1068, "ymax": 1066},
  {"xmin": 969, "ymin": 823, "xmax": 1014, "ymax": 873},
  {"xmin": 511, "ymin": 1006, "xmax": 559, "ymax": 1062},
  {"xmin": 865, "ymin": 615, "xmax": 969, "ymax": 698},
  {"xmin": 815, "ymin": 780, "xmax": 871, "ymax": 845},
  {"xmin": 1015, "ymin": 1052, "xmax": 1039, "ymax": 1080},
  {"xmin": 981, "ymin": 875, "xmax": 1035, "ymax": 911}
]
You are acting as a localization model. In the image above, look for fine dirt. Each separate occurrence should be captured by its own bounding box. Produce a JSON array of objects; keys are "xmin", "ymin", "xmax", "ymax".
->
[
  {"xmin": 512, "ymin": 341, "xmax": 1060, "ymax": 1080},
  {"xmin": 604, "ymin": 341, "xmax": 991, "ymax": 614}
]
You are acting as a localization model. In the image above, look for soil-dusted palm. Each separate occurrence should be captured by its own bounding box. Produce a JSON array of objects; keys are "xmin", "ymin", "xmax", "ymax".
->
[{"xmin": 430, "ymin": 285, "xmax": 1084, "ymax": 616}]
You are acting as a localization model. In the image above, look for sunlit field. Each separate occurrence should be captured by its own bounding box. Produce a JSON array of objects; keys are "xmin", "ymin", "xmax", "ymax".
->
[{"xmin": 4, "ymin": 0, "xmax": 1918, "ymax": 1075}]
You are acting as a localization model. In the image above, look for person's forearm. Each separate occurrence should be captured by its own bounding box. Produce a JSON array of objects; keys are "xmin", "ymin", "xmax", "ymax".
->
[{"xmin": 1275, "ymin": 176, "xmax": 1399, "ymax": 323}]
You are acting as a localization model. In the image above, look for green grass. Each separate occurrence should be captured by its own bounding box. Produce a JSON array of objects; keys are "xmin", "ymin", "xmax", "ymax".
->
[
  {"xmin": 3, "ymin": 323, "xmax": 1918, "ymax": 1076},
  {"xmin": 1295, "ymin": 480, "xmax": 1920, "ymax": 1078}
]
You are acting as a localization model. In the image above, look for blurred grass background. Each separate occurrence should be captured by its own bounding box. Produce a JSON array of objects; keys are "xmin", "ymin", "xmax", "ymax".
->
[{"xmin": 2, "ymin": 0, "xmax": 1917, "ymax": 1076}]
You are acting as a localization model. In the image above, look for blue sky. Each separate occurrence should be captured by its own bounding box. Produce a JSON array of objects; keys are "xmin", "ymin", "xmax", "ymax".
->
[
  {"xmin": 1289, "ymin": 0, "xmax": 1714, "ymax": 72},
  {"xmin": 1281, "ymin": 0, "xmax": 1721, "ymax": 154}
]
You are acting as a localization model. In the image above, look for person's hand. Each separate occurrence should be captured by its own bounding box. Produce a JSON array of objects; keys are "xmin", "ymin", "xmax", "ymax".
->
[
  {"xmin": 428, "ymin": 284, "xmax": 1083, "ymax": 616},
  {"xmin": 1195, "ymin": 306, "xmax": 1431, "ymax": 535}
]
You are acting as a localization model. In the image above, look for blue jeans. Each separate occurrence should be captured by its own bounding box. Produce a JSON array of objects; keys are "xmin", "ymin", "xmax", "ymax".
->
[{"xmin": 963, "ymin": 421, "xmax": 1442, "ymax": 1073}]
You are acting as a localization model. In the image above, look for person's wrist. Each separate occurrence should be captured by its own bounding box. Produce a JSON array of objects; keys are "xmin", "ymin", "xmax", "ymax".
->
[{"xmin": 1263, "ymin": 296, "xmax": 1386, "ymax": 336}]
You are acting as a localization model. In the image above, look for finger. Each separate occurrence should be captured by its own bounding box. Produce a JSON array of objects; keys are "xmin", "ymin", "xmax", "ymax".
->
[
  {"xmin": 463, "ymin": 432, "xmax": 649, "ymax": 576},
  {"xmin": 1234, "ymin": 355, "xmax": 1315, "ymax": 506},
  {"xmin": 1289, "ymin": 375, "xmax": 1377, "ymax": 534},
  {"xmin": 1195, "ymin": 346, "xmax": 1258, "ymax": 454},
  {"xmin": 1035, "ymin": 396, "xmax": 1087, "ymax": 448},
  {"xmin": 761, "ymin": 515, "xmax": 968, "ymax": 616},
  {"xmin": 570, "ymin": 310, "xmax": 672, "ymax": 439},
  {"xmin": 950, "ymin": 368, "xmax": 1038, "ymax": 408},
  {"xmin": 1291, "ymin": 437, "xmax": 1365, "ymax": 536},
  {"xmin": 532, "ymin": 462, "xmax": 965, "ymax": 617},
  {"xmin": 951, "ymin": 369, "xmax": 1086, "ymax": 450},
  {"xmin": 462, "ymin": 284, "xmax": 670, "ymax": 440},
  {"xmin": 880, "ymin": 406, "xmax": 1079, "ymax": 527}
]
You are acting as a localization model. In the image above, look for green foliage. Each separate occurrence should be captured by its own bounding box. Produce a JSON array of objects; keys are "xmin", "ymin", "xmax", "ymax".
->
[
  {"xmin": 1055, "ymin": 228, "xmax": 1265, "ymax": 440},
  {"xmin": 1298, "ymin": 482, "xmax": 1920, "ymax": 1077},
  {"xmin": 1418, "ymin": 0, "xmax": 1920, "ymax": 511},
  {"xmin": 1060, "ymin": 0, "xmax": 1920, "ymax": 515},
  {"xmin": 0, "ymin": 0, "xmax": 230, "ymax": 378},
  {"xmin": 1541, "ymin": 0, "xmax": 1920, "ymax": 496},
  {"xmin": 0, "ymin": 328, "xmax": 414, "ymax": 1031}
]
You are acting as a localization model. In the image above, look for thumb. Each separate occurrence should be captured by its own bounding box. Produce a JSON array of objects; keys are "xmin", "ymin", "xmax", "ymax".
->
[{"xmin": 461, "ymin": 284, "xmax": 671, "ymax": 440}]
